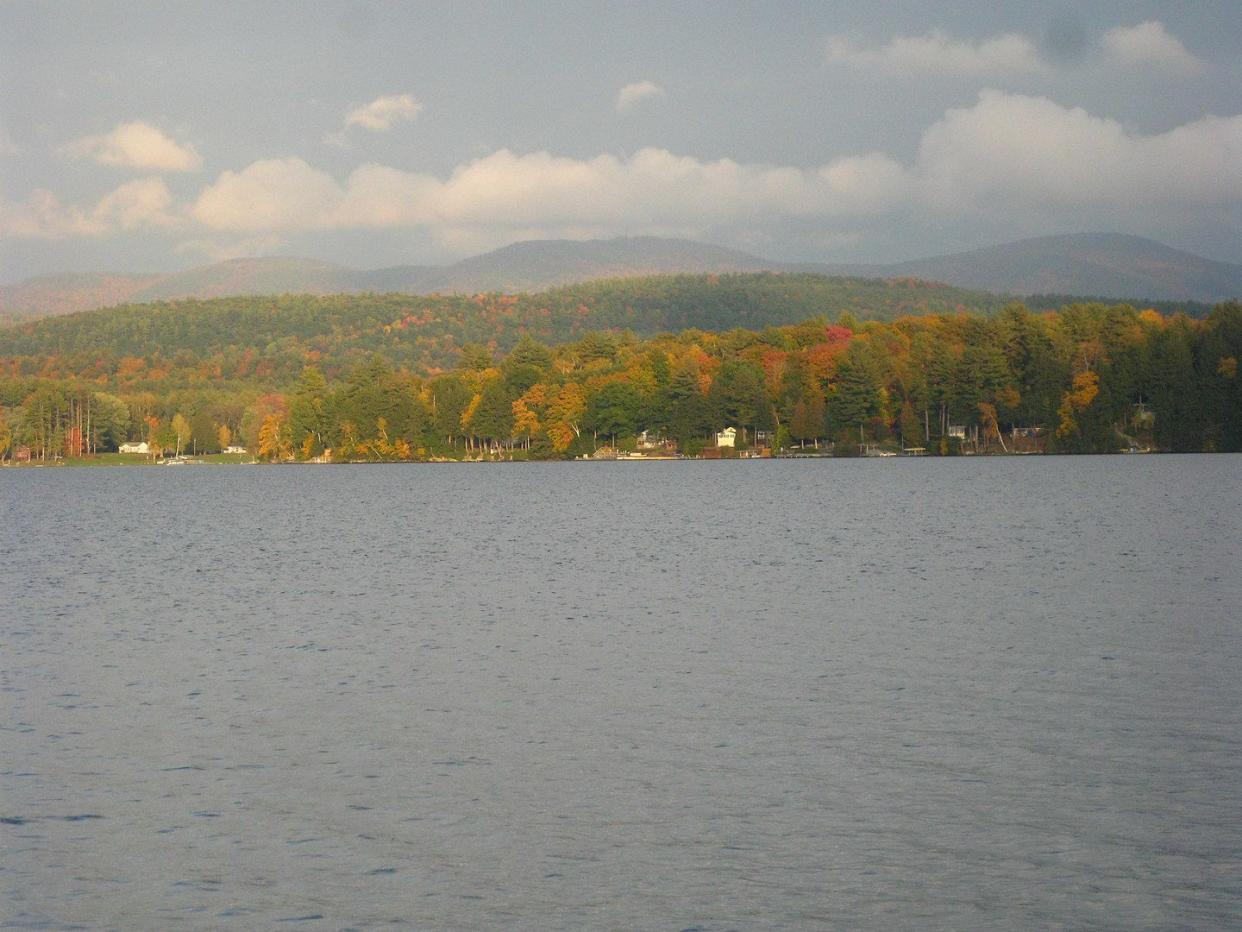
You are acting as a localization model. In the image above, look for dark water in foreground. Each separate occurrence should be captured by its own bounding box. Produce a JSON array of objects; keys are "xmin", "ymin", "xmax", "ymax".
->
[{"xmin": 2, "ymin": 457, "xmax": 1241, "ymax": 930}]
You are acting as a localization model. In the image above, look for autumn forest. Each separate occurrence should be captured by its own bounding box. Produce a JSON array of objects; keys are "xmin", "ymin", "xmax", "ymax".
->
[{"xmin": 0, "ymin": 274, "xmax": 1239, "ymax": 462}]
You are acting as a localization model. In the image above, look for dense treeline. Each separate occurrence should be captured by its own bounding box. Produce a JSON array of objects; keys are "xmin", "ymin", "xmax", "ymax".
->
[
  {"xmin": 0, "ymin": 274, "xmax": 1012, "ymax": 388},
  {"xmin": 1021, "ymin": 294, "xmax": 1214, "ymax": 318},
  {"xmin": 2, "ymin": 300, "xmax": 1239, "ymax": 462}
]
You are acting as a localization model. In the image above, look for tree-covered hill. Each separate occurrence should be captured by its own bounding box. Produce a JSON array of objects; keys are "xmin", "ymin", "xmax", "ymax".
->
[{"xmin": 0, "ymin": 273, "xmax": 1013, "ymax": 384}]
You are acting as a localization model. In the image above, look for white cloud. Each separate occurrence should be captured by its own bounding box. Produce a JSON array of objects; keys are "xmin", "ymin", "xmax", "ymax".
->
[
  {"xmin": 328, "ymin": 163, "xmax": 439, "ymax": 226},
  {"xmin": 187, "ymin": 147, "xmax": 913, "ymax": 235},
  {"xmin": 0, "ymin": 190, "xmax": 95, "ymax": 238},
  {"xmin": 12, "ymin": 94, "xmax": 1241, "ymax": 251},
  {"xmin": 616, "ymin": 80, "xmax": 664, "ymax": 112},
  {"xmin": 0, "ymin": 177, "xmax": 178, "ymax": 238},
  {"xmin": 917, "ymin": 90, "xmax": 1242, "ymax": 209},
  {"xmin": 1101, "ymin": 21, "xmax": 1204, "ymax": 75},
  {"xmin": 91, "ymin": 177, "xmax": 180, "ymax": 230},
  {"xmin": 190, "ymin": 158, "xmax": 343, "ymax": 231},
  {"xmin": 344, "ymin": 93, "xmax": 422, "ymax": 131},
  {"xmin": 62, "ymin": 121, "xmax": 201, "ymax": 172},
  {"xmin": 825, "ymin": 29, "xmax": 1046, "ymax": 76},
  {"xmin": 402, "ymin": 146, "xmax": 912, "ymax": 224}
]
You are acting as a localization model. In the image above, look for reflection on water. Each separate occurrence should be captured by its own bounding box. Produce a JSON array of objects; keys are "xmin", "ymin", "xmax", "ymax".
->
[{"xmin": 3, "ymin": 457, "xmax": 1241, "ymax": 929}]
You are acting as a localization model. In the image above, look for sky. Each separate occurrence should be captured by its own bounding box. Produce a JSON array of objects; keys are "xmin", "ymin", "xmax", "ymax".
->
[{"xmin": 1, "ymin": 1, "xmax": 1240, "ymax": 282}]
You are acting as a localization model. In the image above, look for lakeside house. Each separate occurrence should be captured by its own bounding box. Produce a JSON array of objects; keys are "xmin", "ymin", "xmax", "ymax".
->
[
  {"xmin": 224, "ymin": 445, "xmax": 247, "ymax": 454},
  {"xmin": 636, "ymin": 430, "xmax": 676, "ymax": 452},
  {"xmin": 119, "ymin": 441, "xmax": 149, "ymax": 454},
  {"xmin": 716, "ymin": 427, "xmax": 737, "ymax": 448}
]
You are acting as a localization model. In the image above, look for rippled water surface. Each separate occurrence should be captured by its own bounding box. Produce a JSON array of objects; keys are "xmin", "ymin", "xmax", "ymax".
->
[{"xmin": 3, "ymin": 457, "xmax": 1241, "ymax": 930}]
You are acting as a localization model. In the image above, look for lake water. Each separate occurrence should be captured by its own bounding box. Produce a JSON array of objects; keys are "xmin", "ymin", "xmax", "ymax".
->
[{"xmin": 2, "ymin": 457, "xmax": 1241, "ymax": 930}]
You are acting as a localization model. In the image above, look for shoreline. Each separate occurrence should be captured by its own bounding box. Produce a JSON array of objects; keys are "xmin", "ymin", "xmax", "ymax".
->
[{"xmin": 2, "ymin": 450, "xmax": 1205, "ymax": 469}]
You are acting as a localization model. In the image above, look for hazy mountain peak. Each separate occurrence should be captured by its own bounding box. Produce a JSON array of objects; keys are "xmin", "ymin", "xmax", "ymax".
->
[
  {"xmin": 837, "ymin": 233, "xmax": 1242, "ymax": 302},
  {"xmin": 3, "ymin": 232, "xmax": 1238, "ymax": 324}
]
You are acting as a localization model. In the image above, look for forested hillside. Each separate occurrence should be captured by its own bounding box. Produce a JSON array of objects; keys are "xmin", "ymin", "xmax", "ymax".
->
[
  {"xmin": 2, "ymin": 298, "xmax": 1239, "ymax": 462},
  {"xmin": 0, "ymin": 274, "xmax": 1010, "ymax": 384}
]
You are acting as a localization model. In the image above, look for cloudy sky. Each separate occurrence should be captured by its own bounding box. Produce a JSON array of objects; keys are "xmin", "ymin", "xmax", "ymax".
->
[{"xmin": 1, "ymin": 1, "xmax": 1240, "ymax": 282}]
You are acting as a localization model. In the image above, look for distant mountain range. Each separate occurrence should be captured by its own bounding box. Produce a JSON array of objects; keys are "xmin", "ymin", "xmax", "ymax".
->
[
  {"xmin": 2, "ymin": 233, "xmax": 1238, "ymax": 323},
  {"xmin": 810, "ymin": 233, "xmax": 1242, "ymax": 306}
]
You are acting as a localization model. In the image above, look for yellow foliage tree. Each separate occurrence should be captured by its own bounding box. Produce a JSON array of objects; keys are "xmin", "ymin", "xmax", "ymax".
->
[
  {"xmin": 171, "ymin": 412, "xmax": 191, "ymax": 457},
  {"xmin": 460, "ymin": 393, "xmax": 482, "ymax": 433},
  {"xmin": 257, "ymin": 414, "xmax": 290, "ymax": 461},
  {"xmin": 512, "ymin": 383, "xmax": 546, "ymax": 449},
  {"xmin": 1056, "ymin": 371, "xmax": 1099, "ymax": 439},
  {"xmin": 977, "ymin": 402, "xmax": 1006, "ymax": 452},
  {"xmin": 145, "ymin": 415, "xmax": 165, "ymax": 459},
  {"xmin": 546, "ymin": 383, "xmax": 585, "ymax": 451}
]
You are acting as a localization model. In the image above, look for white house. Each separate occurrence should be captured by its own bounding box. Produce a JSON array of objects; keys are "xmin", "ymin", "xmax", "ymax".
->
[
  {"xmin": 716, "ymin": 427, "xmax": 737, "ymax": 448},
  {"xmin": 224, "ymin": 445, "xmax": 247, "ymax": 454},
  {"xmin": 119, "ymin": 441, "xmax": 149, "ymax": 454}
]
